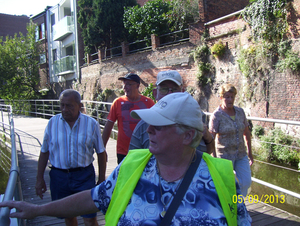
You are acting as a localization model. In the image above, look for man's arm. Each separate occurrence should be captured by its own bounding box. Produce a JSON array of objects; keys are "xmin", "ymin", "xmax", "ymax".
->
[
  {"xmin": 35, "ymin": 151, "xmax": 49, "ymax": 199},
  {"xmin": 128, "ymin": 120, "xmax": 149, "ymax": 151},
  {"xmin": 102, "ymin": 120, "xmax": 114, "ymax": 147},
  {"xmin": 97, "ymin": 152, "xmax": 107, "ymax": 184},
  {"xmin": 0, "ymin": 190, "xmax": 98, "ymax": 219},
  {"xmin": 202, "ymin": 126, "xmax": 216, "ymax": 156}
]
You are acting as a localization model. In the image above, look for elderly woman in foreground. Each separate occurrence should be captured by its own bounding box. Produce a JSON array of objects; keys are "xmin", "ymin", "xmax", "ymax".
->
[{"xmin": 0, "ymin": 92, "xmax": 251, "ymax": 225}]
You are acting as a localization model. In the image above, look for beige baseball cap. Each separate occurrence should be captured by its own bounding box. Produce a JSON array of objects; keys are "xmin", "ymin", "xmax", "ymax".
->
[
  {"xmin": 131, "ymin": 92, "xmax": 203, "ymax": 131},
  {"xmin": 156, "ymin": 70, "xmax": 183, "ymax": 86}
]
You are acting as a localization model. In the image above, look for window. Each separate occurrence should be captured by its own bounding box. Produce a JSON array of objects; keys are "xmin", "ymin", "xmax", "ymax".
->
[
  {"xmin": 66, "ymin": 45, "xmax": 74, "ymax": 56},
  {"xmin": 51, "ymin": 14, "xmax": 55, "ymax": 32},
  {"xmin": 35, "ymin": 23, "xmax": 45, "ymax": 41},
  {"xmin": 52, "ymin": 49, "xmax": 57, "ymax": 62},
  {"xmin": 39, "ymin": 53, "xmax": 46, "ymax": 64},
  {"xmin": 64, "ymin": 8, "xmax": 71, "ymax": 17}
]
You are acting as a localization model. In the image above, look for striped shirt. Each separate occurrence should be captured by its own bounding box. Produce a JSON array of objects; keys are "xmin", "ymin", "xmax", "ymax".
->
[{"xmin": 41, "ymin": 112, "xmax": 105, "ymax": 169}]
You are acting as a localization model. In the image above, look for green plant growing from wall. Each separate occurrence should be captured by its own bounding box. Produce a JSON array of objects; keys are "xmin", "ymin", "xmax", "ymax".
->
[
  {"xmin": 191, "ymin": 43, "xmax": 214, "ymax": 87},
  {"xmin": 240, "ymin": 0, "xmax": 300, "ymax": 75},
  {"xmin": 141, "ymin": 83, "xmax": 155, "ymax": 102},
  {"xmin": 211, "ymin": 41, "xmax": 226, "ymax": 58},
  {"xmin": 242, "ymin": 0, "xmax": 290, "ymax": 43},
  {"xmin": 276, "ymin": 40, "xmax": 300, "ymax": 73}
]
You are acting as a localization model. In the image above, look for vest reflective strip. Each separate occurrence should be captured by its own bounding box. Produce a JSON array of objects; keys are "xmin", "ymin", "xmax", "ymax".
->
[
  {"xmin": 105, "ymin": 149, "xmax": 237, "ymax": 226},
  {"xmin": 202, "ymin": 152, "xmax": 237, "ymax": 226},
  {"xmin": 105, "ymin": 149, "xmax": 152, "ymax": 226}
]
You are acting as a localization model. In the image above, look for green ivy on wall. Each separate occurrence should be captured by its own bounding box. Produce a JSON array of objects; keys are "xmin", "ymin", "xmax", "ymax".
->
[
  {"xmin": 191, "ymin": 43, "xmax": 215, "ymax": 87},
  {"xmin": 240, "ymin": 0, "xmax": 300, "ymax": 75}
]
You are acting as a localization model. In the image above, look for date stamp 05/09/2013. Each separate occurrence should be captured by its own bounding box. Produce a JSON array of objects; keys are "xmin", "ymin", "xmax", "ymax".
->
[{"xmin": 232, "ymin": 194, "xmax": 286, "ymax": 204}]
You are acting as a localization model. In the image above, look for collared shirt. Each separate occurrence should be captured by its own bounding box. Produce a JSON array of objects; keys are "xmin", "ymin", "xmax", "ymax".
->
[
  {"xmin": 209, "ymin": 105, "xmax": 248, "ymax": 160},
  {"xmin": 41, "ymin": 112, "xmax": 105, "ymax": 169}
]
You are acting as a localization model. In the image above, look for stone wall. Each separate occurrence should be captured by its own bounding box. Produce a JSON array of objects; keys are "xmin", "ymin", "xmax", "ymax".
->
[{"xmin": 73, "ymin": 2, "xmax": 300, "ymax": 123}]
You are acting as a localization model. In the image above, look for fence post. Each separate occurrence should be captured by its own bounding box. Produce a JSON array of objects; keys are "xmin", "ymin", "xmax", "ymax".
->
[
  {"xmin": 151, "ymin": 34, "xmax": 160, "ymax": 51},
  {"xmin": 98, "ymin": 48, "xmax": 106, "ymax": 62},
  {"xmin": 87, "ymin": 53, "xmax": 91, "ymax": 65},
  {"xmin": 121, "ymin": 41, "xmax": 129, "ymax": 57}
]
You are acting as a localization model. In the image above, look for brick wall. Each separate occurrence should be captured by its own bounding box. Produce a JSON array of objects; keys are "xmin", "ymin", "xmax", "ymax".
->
[
  {"xmin": 78, "ymin": 42, "xmax": 197, "ymax": 100},
  {"xmin": 73, "ymin": 0, "xmax": 300, "ymax": 122},
  {"xmin": 205, "ymin": 0, "xmax": 249, "ymax": 21},
  {"xmin": 0, "ymin": 13, "xmax": 29, "ymax": 40},
  {"xmin": 32, "ymin": 12, "xmax": 50, "ymax": 91}
]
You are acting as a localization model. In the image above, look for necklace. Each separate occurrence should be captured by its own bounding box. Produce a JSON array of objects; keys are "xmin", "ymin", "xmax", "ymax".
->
[{"xmin": 157, "ymin": 151, "xmax": 196, "ymax": 218}]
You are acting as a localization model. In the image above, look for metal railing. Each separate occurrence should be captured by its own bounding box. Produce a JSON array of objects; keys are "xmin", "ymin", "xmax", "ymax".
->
[
  {"xmin": 1, "ymin": 99, "xmax": 117, "ymax": 139},
  {"xmin": 0, "ymin": 99, "xmax": 299, "ymax": 221},
  {"xmin": 0, "ymin": 105, "xmax": 24, "ymax": 226},
  {"xmin": 83, "ymin": 29, "xmax": 190, "ymax": 64},
  {"xmin": 204, "ymin": 112, "xmax": 300, "ymax": 201}
]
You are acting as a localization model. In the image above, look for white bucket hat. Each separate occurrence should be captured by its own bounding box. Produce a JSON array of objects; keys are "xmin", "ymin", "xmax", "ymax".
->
[
  {"xmin": 131, "ymin": 92, "xmax": 203, "ymax": 131},
  {"xmin": 156, "ymin": 70, "xmax": 183, "ymax": 86}
]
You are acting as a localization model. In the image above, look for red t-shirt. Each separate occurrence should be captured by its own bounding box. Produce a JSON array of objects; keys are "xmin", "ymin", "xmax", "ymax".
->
[{"xmin": 107, "ymin": 95, "xmax": 155, "ymax": 155}]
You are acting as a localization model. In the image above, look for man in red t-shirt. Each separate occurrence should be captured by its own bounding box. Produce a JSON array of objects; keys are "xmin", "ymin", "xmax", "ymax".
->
[{"xmin": 102, "ymin": 73, "xmax": 155, "ymax": 163}]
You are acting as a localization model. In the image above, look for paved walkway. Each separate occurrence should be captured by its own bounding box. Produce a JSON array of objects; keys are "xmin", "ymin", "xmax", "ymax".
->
[{"xmin": 10, "ymin": 115, "xmax": 300, "ymax": 225}]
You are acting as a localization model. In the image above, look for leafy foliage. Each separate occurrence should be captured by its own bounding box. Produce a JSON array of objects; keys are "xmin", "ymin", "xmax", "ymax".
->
[
  {"xmin": 255, "ymin": 128, "xmax": 300, "ymax": 167},
  {"xmin": 0, "ymin": 22, "xmax": 41, "ymax": 100},
  {"xmin": 242, "ymin": 0, "xmax": 291, "ymax": 42},
  {"xmin": 191, "ymin": 43, "xmax": 214, "ymax": 87},
  {"xmin": 276, "ymin": 40, "xmax": 300, "ymax": 72},
  {"xmin": 167, "ymin": 0, "xmax": 200, "ymax": 31},
  {"xmin": 124, "ymin": 0, "xmax": 172, "ymax": 40},
  {"xmin": 211, "ymin": 41, "xmax": 226, "ymax": 58},
  {"xmin": 252, "ymin": 125, "xmax": 265, "ymax": 137},
  {"xmin": 141, "ymin": 83, "xmax": 155, "ymax": 102},
  {"xmin": 123, "ymin": 0, "xmax": 199, "ymax": 40},
  {"xmin": 78, "ymin": 0, "xmax": 137, "ymax": 53}
]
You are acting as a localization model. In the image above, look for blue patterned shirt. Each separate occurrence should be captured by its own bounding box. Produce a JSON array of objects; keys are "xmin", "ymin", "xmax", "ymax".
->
[
  {"xmin": 41, "ymin": 112, "xmax": 105, "ymax": 169},
  {"xmin": 91, "ymin": 155, "xmax": 252, "ymax": 225}
]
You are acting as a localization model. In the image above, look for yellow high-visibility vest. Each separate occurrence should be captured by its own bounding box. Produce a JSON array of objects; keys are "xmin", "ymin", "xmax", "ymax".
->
[{"xmin": 105, "ymin": 149, "xmax": 237, "ymax": 226}]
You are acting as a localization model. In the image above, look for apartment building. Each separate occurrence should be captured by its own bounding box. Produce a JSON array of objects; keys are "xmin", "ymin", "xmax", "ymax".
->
[{"xmin": 45, "ymin": 0, "xmax": 80, "ymax": 85}]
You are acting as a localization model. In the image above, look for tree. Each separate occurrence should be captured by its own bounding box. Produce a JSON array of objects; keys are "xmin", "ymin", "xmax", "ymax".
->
[
  {"xmin": 168, "ymin": 0, "xmax": 200, "ymax": 31},
  {"xmin": 123, "ymin": 0, "xmax": 200, "ymax": 40},
  {"xmin": 0, "ymin": 22, "xmax": 41, "ymax": 100},
  {"xmin": 123, "ymin": 0, "xmax": 172, "ymax": 40},
  {"xmin": 78, "ymin": 0, "xmax": 137, "ymax": 53}
]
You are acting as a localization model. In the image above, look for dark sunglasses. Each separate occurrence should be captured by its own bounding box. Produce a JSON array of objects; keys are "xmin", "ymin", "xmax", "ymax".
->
[{"xmin": 151, "ymin": 124, "xmax": 180, "ymax": 131}]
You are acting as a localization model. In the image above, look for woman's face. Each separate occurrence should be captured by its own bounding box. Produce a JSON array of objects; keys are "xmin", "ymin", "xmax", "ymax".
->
[
  {"xmin": 221, "ymin": 91, "xmax": 235, "ymax": 109},
  {"xmin": 147, "ymin": 124, "xmax": 183, "ymax": 156}
]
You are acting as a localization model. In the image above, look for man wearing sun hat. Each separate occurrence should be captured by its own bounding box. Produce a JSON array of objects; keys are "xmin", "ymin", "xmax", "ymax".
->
[
  {"xmin": 102, "ymin": 72, "xmax": 155, "ymax": 164},
  {"xmin": 128, "ymin": 70, "xmax": 215, "ymax": 155}
]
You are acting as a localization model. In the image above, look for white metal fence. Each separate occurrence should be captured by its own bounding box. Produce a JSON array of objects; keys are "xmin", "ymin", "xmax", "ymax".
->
[{"xmin": 0, "ymin": 99, "xmax": 300, "ymax": 222}]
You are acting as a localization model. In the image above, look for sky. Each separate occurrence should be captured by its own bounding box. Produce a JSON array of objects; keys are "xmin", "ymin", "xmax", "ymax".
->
[{"xmin": 0, "ymin": 0, "xmax": 60, "ymax": 17}]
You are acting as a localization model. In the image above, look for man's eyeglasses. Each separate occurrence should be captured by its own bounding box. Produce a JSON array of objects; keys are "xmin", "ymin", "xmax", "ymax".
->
[{"xmin": 158, "ymin": 87, "xmax": 181, "ymax": 95}]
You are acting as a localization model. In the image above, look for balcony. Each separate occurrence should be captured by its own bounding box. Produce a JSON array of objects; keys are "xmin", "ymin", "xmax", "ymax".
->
[
  {"xmin": 53, "ymin": 55, "xmax": 76, "ymax": 76},
  {"xmin": 52, "ymin": 16, "xmax": 74, "ymax": 41}
]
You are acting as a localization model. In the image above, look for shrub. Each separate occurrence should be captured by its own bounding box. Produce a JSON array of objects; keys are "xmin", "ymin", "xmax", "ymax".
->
[
  {"xmin": 257, "ymin": 128, "xmax": 300, "ymax": 167},
  {"xmin": 141, "ymin": 83, "xmax": 155, "ymax": 102},
  {"xmin": 252, "ymin": 125, "xmax": 265, "ymax": 138},
  {"xmin": 211, "ymin": 41, "xmax": 226, "ymax": 58}
]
